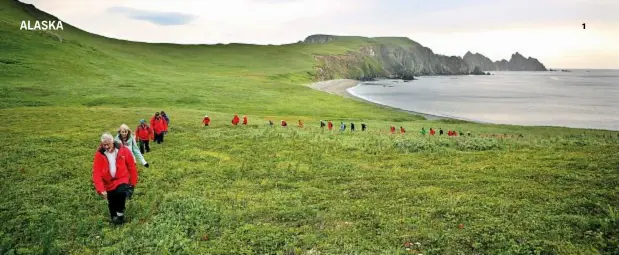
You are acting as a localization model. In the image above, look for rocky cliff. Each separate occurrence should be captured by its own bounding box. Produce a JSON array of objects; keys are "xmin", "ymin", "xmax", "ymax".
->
[
  {"xmin": 304, "ymin": 35, "xmax": 547, "ymax": 81},
  {"xmin": 463, "ymin": 51, "xmax": 496, "ymax": 71},
  {"xmin": 463, "ymin": 51, "xmax": 547, "ymax": 71}
]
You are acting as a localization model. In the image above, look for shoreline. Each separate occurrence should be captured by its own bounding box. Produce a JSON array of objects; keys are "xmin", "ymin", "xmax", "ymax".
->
[{"xmin": 308, "ymin": 79, "xmax": 457, "ymax": 121}]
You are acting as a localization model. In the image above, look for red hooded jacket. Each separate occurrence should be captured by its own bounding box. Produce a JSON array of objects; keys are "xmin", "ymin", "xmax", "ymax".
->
[
  {"xmin": 242, "ymin": 116, "xmax": 248, "ymax": 125},
  {"xmin": 150, "ymin": 116, "xmax": 167, "ymax": 134},
  {"xmin": 92, "ymin": 142, "xmax": 138, "ymax": 194},
  {"xmin": 136, "ymin": 124, "xmax": 154, "ymax": 141},
  {"xmin": 203, "ymin": 117, "xmax": 211, "ymax": 125},
  {"xmin": 232, "ymin": 115, "xmax": 240, "ymax": 125}
]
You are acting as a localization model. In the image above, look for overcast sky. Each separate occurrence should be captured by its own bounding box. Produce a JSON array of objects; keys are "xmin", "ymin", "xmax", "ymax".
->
[{"xmin": 22, "ymin": 0, "xmax": 619, "ymax": 69}]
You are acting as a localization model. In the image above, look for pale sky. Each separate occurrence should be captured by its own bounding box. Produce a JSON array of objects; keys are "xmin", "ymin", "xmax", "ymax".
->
[{"xmin": 21, "ymin": 0, "xmax": 619, "ymax": 69}]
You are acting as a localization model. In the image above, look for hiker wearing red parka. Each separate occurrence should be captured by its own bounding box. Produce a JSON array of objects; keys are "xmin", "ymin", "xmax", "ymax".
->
[
  {"xmin": 328, "ymin": 121, "xmax": 333, "ymax": 131},
  {"xmin": 92, "ymin": 133, "xmax": 138, "ymax": 225},
  {"xmin": 203, "ymin": 115, "xmax": 211, "ymax": 126},
  {"xmin": 400, "ymin": 126, "xmax": 406, "ymax": 134},
  {"xmin": 232, "ymin": 114, "xmax": 240, "ymax": 125},
  {"xmin": 430, "ymin": 128, "xmax": 435, "ymax": 136},
  {"xmin": 136, "ymin": 119, "xmax": 153, "ymax": 154},
  {"xmin": 150, "ymin": 112, "xmax": 167, "ymax": 144},
  {"xmin": 242, "ymin": 115, "xmax": 248, "ymax": 125},
  {"xmin": 281, "ymin": 120, "xmax": 288, "ymax": 127},
  {"xmin": 390, "ymin": 126, "xmax": 396, "ymax": 134}
]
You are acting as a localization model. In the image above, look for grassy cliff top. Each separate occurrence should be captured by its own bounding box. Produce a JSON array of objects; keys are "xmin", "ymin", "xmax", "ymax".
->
[{"xmin": 1, "ymin": 1, "xmax": 618, "ymax": 254}]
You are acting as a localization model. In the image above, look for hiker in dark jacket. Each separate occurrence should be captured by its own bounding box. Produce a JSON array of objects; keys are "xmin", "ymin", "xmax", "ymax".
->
[
  {"xmin": 350, "ymin": 123, "xmax": 355, "ymax": 131},
  {"xmin": 361, "ymin": 123, "xmax": 367, "ymax": 131},
  {"xmin": 439, "ymin": 128, "xmax": 444, "ymax": 136}
]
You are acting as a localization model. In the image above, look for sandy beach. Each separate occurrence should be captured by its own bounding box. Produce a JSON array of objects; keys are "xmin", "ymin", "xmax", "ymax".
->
[{"xmin": 308, "ymin": 79, "xmax": 452, "ymax": 121}]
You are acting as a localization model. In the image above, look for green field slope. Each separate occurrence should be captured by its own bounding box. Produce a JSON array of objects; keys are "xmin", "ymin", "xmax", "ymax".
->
[{"xmin": 1, "ymin": 0, "xmax": 618, "ymax": 254}]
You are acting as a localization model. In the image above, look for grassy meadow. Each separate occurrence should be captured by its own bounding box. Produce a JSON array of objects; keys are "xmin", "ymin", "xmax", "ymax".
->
[{"xmin": 1, "ymin": 1, "xmax": 619, "ymax": 254}]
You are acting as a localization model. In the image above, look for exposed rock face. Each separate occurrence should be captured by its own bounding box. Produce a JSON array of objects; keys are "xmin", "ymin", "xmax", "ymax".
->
[
  {"xmin": 495, "ymin": 60, "xmax": 509, "ymax": 71},
  {"xmin": 310, "ymin": 36, "xmax": 478, "ymax": 80},
  {"xmin": 303, "ymin": 34, "xmax": 334, "ymax": 44},
  {"xmin": 507, "ymin": 52, "xmax": 547, "ymax": 71},
  {"xmin": 304, "ymin": 35, "xmax": 547, "ymax": 81},
  {"xmin": 463, "ymin": 51, "xmax": 495, "ymax": 71},
  {"xmin": 463, "ymin": 51, "xmax": 547, "ymax": 71}
]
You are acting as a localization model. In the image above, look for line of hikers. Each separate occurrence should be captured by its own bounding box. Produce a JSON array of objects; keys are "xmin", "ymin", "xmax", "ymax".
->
[
  {"xmin": 203, "ymin": 115, "xmax": 370, "ymax": 131},
  {"xmin": 200, "ymin": 115, "xmax": 530, "ymax": 140},
  {"xmin": 92, "ymin": 111, "xmax": 170, "ymax": 225},
  {"xmin": 95, "ymin": 111, "xmax": 536, "ymax": 225}
]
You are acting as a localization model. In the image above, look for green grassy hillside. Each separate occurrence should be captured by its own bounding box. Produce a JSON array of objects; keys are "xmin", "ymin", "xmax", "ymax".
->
[{"xmin": 1, "ymin": 1, "xmax": 618, "ymax": 254}]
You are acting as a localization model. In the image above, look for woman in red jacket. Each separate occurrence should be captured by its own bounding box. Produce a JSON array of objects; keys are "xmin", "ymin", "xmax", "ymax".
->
[
  {"xmin": 242, "ymin": 115, "xmax": 248, "ymax": 125},
  {"xmin": 92, "ymin": 133, "xmax": 139, "ymax": 225}
]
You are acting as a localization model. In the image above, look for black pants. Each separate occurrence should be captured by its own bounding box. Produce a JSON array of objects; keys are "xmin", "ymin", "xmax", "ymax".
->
[
  {"xmin": 154, "ymin": 133, "xmax": 164, "ymax": 144},
  {"xmin": 138, "ymin": 140, "xmax": 150, "ymax": 154},
  {"xmin": 107, "ymin": 184, "xmax": 131, "ymax": 220}
]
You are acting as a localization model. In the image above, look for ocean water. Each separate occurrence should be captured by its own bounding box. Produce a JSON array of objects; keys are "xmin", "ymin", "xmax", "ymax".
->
[{"xmin": 348, "ymin": 70, "xmax": 619, "ymax": 131}]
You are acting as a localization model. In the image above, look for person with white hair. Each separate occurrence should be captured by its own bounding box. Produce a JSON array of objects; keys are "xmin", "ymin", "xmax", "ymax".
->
[
  {"xmin": 114, "ymin": 124, "xmax": 149, "ymax": 168},
  {"xmin": 92, "ymin": 132, "xmax": 139, "ymax": 225}
]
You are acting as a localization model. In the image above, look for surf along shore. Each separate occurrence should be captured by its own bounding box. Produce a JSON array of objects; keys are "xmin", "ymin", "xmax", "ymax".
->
[{"xmin": 308, "ymin": 79, "xmax": 459, "ymax": 121}]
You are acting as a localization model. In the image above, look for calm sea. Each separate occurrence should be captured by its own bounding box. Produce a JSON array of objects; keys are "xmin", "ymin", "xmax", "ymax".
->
[{"xmin": 348, "ymin": 69, "xmax": 619, "ymax": 131}]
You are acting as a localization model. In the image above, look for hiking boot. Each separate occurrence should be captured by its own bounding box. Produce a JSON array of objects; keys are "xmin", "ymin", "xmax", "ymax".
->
[{"xmin": 111, "ymin": 215, "xmax": 125, "ymax": 225}]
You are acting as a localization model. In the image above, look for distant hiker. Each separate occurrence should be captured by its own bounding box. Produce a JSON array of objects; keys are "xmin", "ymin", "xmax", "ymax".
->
[
  {"xmin": 268, "ymin": 120, "xmax": 274, "ymax": 127},
  {"xmin": 202, "ymin": 115, "xmax": 211, "ymax": 126},
  {"xmin": 136, "ymin": 119, "xmax": 153, "ymax": 154},
  {"xmin": 400, "ymin": 126, "xmax": 406, "ymax": 134},
  {"xmin": 320, "ymin": 120, "xmax": 326, "ymax": 128},
  {"xmin": 339, "ymin": 122, "xmax": 346, "ymax": 132},
  {"xmin": 430, "ymin": 128, "xmax": 435, "ymax": 136},
  {"xmin": 232, "ymin": 114, "xmax": 240, "ymax": 125},
  {"xmin": 420, "ymin": 127, "xmax": 427, "ymax": 135},
  {"xmin": 350, "ymin": 122, "xmax": 355, "ymax": 131},
  {"xmin": 328, "ymin": 121, "xmax": 333, "ymax": 131},
  {"xmin": 281, "ymin": 120, "xmax": 288, "ymax": 127},
  {"xmin": 150, "ymin": 112, "xmax": 167, "ymax": 144},
  {"xmin": 467, "ymin": 131, "xmax": 471, "ymax": 136},
  {"xmin": 115, "ymin": 124, "xmax": 149, "ymax": 168},
  {"xmin": 390, "ymin": 126, "xmax": 396, "ymax": 134},
  {"xmin": 459, "ymin": 130, "xmax": 464, "ymax": 136},
  {"xmin": 243, "ymin": 115, "xmax": 248, "ymax": 125},
  {"xmin": 298, "ymin": 120, "xmax": 304, "ymax": 128},
  {"xmin": 161, "ymin": 111, "xmax": 170, "ymax": 125},
  {"xmin": 361, "ymin": 123, "xmax": 367, "ymax": 131},
  {"xmin": 160, "ymin": 111, "xmax": 170, "ymax": 135},
  {"xmin": 92, "ymin": 133, "xmax": 138, "ymax": 225},
  {"xmin": 439, "ymin": 128, "xmax": 444, "ymax": 136}
]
